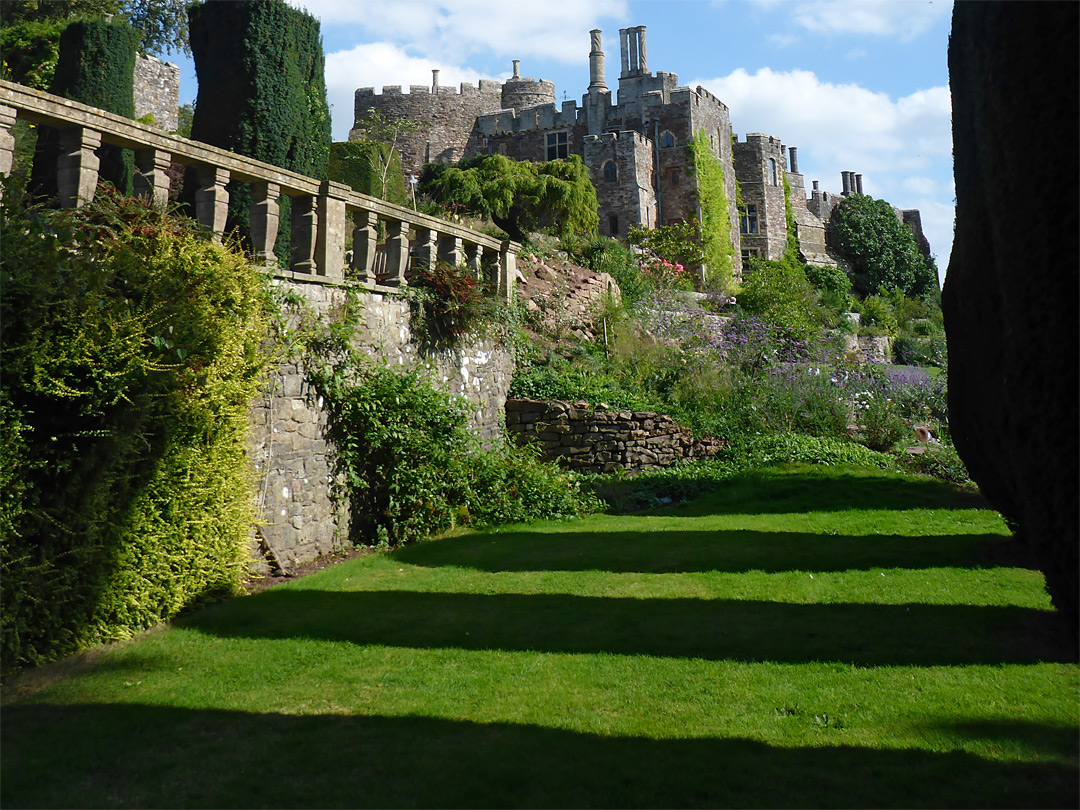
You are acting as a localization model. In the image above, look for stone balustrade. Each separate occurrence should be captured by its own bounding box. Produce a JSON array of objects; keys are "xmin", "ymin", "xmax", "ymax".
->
[{"xmin": 0, "ymin": 80, "xmax": 519, "ymax": 299}]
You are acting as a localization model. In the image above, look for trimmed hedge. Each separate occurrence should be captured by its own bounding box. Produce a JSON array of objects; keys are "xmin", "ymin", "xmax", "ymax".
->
[
  {"xmin": 30, "ymin": 20, "xmax": 138, "ymax": 198},
  {"xmin": 187, "ymin": 0, "xmax": 331, "ymax": 260},
  {"xmin": 327, "ymin": 141, "xmax": 407, "ymax": 205},
  {"xmin": 0, "ymin": 189, "xmax": 272, "ymax": 675}
]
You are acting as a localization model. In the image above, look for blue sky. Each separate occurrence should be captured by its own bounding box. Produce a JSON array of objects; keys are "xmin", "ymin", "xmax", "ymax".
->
[{"xmin": 168, "ymin": 0, "xmax": 955, "ymax": 278}]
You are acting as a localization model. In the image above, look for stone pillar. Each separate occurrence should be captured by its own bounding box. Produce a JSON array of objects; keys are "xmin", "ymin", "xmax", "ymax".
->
[
  {"xmin": 194, "ymin": 165, "xmax": 229, "ymax": 239},
  {"xmin": 589, "ymin": 29, "xmax": 607, "ymax": 89},
  {"xmin": 619, "ymin": 29, "xmax": 630, "ymax": 78},
  {"xmin": 133, "ymin": 148, "xmax": 171, "ymax": 206},
  {"xmin": 350, "ymin": 208, "xmax": 378, "ymax": 282},
  {"xmin": 383, "ymin": 218, "xmax": 409, "ymax": 286},
  {"xmin": 438, "ymin": 234, "xmax": 464, "ymax": 267},
  {"xmin": 855, "ymin": 173, "xmax": 864, "ymax": 195},
  {"xmin": 290, "ymin": 194, "xmax": 317, "ymax": 274},
  {"xmin": 788, "ymin": 146, "xmax": 799, "ymax": 174},
  {"xmin": 637, "ymin": 26, "xmax": 647, "ymax": 74},
  {"xmin": 0, "ymin": 105, "xmax": 17, "ymax": 195},
  {"xmin": 432, "ymin": 69, "xmax": 439, "ymax": 93},
  {"xmin": 499, "ymin": 241, "xmax": 517, "ymax": 302},
  {"xmin": 316, "ymin": 180, "xmax": 349, "ymax": 280},
  {"xmin": 414, "ymin": 226, "xmax": 438, "ymax": 269},
  {"xmin": 249, "ymin": 181, "xmax": 280, "ymax": 266},
  {"xmin": 57, "ymin": 127, "xmax": 102, "ymax": 208},
  {"xmin": 464, "ymin": 242, "xmax": 484, "ymax": 280}
]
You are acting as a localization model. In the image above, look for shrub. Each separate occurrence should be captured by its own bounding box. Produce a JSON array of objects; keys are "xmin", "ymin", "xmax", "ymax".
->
[
  {"xmin": 310, "ymin": 357, "xmax": 598, "ymax": 548},
  {"xmin": 689, "ymin": 131, "xmax": 736, "ymax": 291},
  {"xmin": 827, "ymin": 193, "xmax": 937, "ymax": 298},
  {"xmin": 856, "ymin": 294, "xmax": 900, "ymax": 337},
  {"xmin": 737, "ymin": 258, "xmax": 821, "ymax": 345},
  {"xmin": 1, "ymin": 187, "xmax": 272, "ymax": 674},
  {"xmin": 407, "ymin": 261, "xmax": 491, "ymax": 347},
  {"xmin": 854, "ymin": 390, "xmax": 907, "ymax": 451}
]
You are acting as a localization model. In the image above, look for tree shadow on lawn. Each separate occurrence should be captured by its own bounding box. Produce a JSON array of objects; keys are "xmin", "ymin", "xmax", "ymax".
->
[
  {"xmin": 393, "ymin": 528, "xmax": 1014, "ymax": 575},
  {"xmin": 183, "ymin": 590, "xmax": 1074, "ymax": 667},
  {"xmin": 610, "ymin": 468, "xmax": 993, "ymax": 517},
  {"xmin": 2, "ymin": 703, "xmax": 1075, "ymax": 809}
]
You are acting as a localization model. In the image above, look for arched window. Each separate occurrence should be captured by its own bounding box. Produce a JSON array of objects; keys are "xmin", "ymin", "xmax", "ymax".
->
[
  {"xmin": 603, "ymin": 161, "xmax": 617, "ymax": 183},
  {"xmin": 660, "ymin": 131, "xmax": 675, "ymax": 148},
  {"xmin": 769, "ymin": 157, "xmax": 778, "ymax": 185}
]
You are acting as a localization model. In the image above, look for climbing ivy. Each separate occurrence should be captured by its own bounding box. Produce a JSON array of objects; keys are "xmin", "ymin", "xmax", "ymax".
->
[{"xmin": 688, "ymin": 130, "xmax": 736, "ymax": 291}]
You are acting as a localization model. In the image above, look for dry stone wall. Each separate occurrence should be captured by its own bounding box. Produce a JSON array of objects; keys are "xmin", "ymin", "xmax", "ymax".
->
[
  {"xmin": 250, "ymin": 280, "xmax": 514, "ymax": 570},
  {"xmin": 505, "ymin": 398, "xmax": 722, "ymax": 473}
]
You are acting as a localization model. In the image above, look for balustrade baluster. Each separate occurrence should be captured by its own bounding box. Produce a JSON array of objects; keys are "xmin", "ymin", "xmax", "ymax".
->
[
  {"xmin": 315, "ymin": 180, "xmax": 348, "ymax": 280},
  {"xmin": 464, "ymin": 243, "xmax": 484, "ymax": 280},
  {"xmin": 383, "ymin": 219, "xmax": 409, "ymax": 286},
  {"xmin": 249, "ymin": 181, "xmax": 280, "ymax": 265},
  {"xmin": 57, "ymin": 126, "xmax": 102, "ymax": 208},
  {"xmin": 0, "ymin": 105, "xmax": 16, "ymax": 201},
  {"xmin": 499, "ymin": 241, "xmax": 517, "ymax": 302},
  {"xmin": 133, "ymin": 148, "xmax": 171, "ymax": 206},
  {"xmin": 438, "ymin": 234, "xmax": 464, "ymax": 267},
  {"xmin": 351, "ymin": 208, "xmax": 378, "ymax": 282},
  {"xmin": 415, "ymin": 226, "xmax": 437, "ymax": 269},
  {"xmin": 194, "ymin": 165, "xmax": 229, "ymax": 241},
  {"xmin": 290, "ymin": 194, "xmax": 317, "ymax": 274}
]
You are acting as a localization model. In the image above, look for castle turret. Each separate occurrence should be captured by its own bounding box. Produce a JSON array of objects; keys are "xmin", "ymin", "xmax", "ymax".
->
[{"xmin": 500, "ymin": 61, "xmax": 556, "ymax": 112}]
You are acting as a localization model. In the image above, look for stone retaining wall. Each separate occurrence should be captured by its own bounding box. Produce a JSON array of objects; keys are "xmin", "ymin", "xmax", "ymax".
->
[
  {"xmin": 249, "ymin": 280, "xmax": 514, "ymax": 571},
  {"xmin": 505, "ymin": 398, "xmax": 722, "ymax": 473}
]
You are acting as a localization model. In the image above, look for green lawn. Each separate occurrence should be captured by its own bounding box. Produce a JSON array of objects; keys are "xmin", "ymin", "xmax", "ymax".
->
[{"xmin": 3, "ymin": 465, "xmax": 1076, "ymax": 808}]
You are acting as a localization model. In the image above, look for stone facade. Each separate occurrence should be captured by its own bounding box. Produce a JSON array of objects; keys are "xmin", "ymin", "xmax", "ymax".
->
[
  {"xmin": 352, "ymin": 79, "xmax": 503, "ymax": 173},
  {"xmin": 505, "ymin": 398, "xmax": 723, "ymax": 473},
  {"xmin": 250, "ymin": 280, "xmax": 515, "ymax": 569},
  {"xmin": 132, "ymin": 54, "xmax": 179, "ymax": 131},
  {"xmin": 734, "ymin": 133, "xmax": 788, "ymax": 262}
]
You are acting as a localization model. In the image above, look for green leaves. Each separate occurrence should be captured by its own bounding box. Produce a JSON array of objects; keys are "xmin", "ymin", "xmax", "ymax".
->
[
  {"xmin": 827, "ymin": 194, "xmax": 937, "ymax": 298},
  {"xmin": 419, "ymin": 154, "xmax": 598, "ymax": 242}
]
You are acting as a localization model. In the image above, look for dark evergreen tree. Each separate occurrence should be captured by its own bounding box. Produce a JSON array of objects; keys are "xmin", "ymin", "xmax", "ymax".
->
[{"xmin": 186, "ymin": 0, "xmax": 331, "ymax": 260}]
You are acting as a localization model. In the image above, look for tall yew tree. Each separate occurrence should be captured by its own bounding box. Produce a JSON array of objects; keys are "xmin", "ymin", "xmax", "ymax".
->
[{"xmin": 186, "ymin": 0, "xmax": 330, "ymax": 259}]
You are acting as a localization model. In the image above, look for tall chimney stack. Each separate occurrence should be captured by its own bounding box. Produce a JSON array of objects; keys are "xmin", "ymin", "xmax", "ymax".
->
[
  {"xmin": 637, "ymin": 26, "xmax": 647, "ymax": 73},
  {"xmin": 589, "ymin": 29, "xmax": 607, "ymax": 89},
  {"xmin": 788, "ymin": 147, "xmax": 799, "ymax": 173},
  {"xmin": 431, "ymin": 69, "xmax": 439, "ymax": 92},
  {"xmin": 855, "ymin": 173, "xmax": 864, "ymax": 194},
  {"xmin": 619, "ymin": 29, "xmax": 630, "ymax": 77},
  {"xmin": 512, "ymin": 60, "xmax": 520, "ymax": 79},
  {"xmin": 841, "ymin": 172, "xmax": 851, "ymax": 194}
]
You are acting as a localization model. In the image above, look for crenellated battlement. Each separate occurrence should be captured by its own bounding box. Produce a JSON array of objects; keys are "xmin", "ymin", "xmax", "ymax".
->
[{"xmin": 355, "ymin": 79, "xmax": 503, "ymax": 99}]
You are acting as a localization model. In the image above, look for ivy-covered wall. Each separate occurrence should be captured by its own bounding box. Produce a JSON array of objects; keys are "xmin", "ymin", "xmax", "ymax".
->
[{"xmin": 689, "ymin": 130, "xmax": 736, "ymax": 292}]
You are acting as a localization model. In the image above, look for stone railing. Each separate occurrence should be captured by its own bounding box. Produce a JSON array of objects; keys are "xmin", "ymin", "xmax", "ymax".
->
[{"xmin": 0, "ymin": 80, "xmax": 518, "ymax": 298}]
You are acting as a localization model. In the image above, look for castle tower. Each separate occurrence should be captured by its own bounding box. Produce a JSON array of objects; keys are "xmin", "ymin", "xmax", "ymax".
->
[
  {"xmin": 500, "ymin": 61, "xmax": 556, "ymax": 112},
  {"xmin": 733, "ymin": 133, "xmax": 789, "ymax": 262}
]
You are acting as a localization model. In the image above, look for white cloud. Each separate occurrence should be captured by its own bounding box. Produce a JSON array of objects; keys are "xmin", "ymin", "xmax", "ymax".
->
[
  {"xmin": 784, "ymin": 0, "xmax": 950, "ymax": 40},
  {"xmin": 768, "ymin": 33, "xmax": 799, "ymax": 48},
  {"xmin": 293, "ymin": 0, "xmax": 629, "ymax": 63},
  {"xmin": 692, "ymin": 66, "xmax": 955, "ymax": 266},
  {"xmin": 324, "ymin": 43, "xmax": 496, "ymax": 141}
]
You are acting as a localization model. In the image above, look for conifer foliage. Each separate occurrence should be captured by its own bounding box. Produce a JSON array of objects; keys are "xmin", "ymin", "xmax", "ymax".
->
[{"xmin": 186, "ymin": 0, "xmax": 331, "ymax": 257}]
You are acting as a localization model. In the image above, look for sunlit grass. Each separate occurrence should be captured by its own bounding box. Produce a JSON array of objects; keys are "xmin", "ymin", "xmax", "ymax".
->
[{"xmin": 3, "ymin": 465, "xmax": 1076, "ymax": 808}]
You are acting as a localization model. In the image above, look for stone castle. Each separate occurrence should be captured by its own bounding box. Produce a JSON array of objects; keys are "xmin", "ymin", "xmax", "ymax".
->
[{"xmin": 351, "ymin": 25, "xmax": 930, "ymax": 278}]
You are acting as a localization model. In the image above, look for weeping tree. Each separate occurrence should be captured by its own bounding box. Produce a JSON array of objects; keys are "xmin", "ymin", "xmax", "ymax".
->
[{"xmin": 419, "ymin": 153, "xmax": 598, "ymax": 243}]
